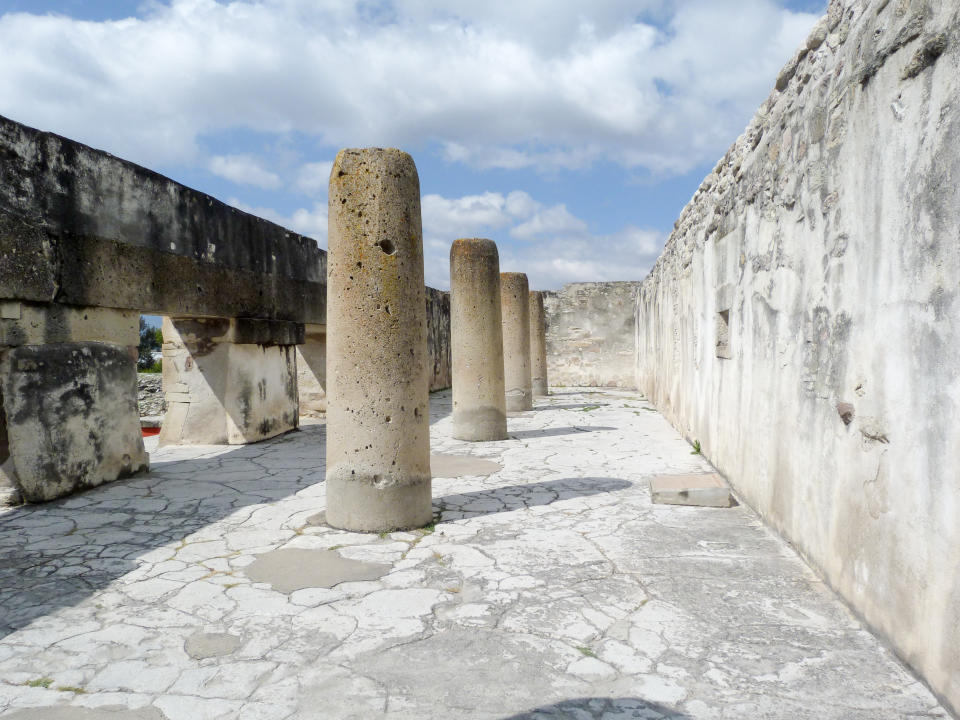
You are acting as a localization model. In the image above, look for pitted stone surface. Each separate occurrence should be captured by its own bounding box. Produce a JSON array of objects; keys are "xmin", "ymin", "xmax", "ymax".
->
[
  {"xmin": 325, "ymin": 147, "xmax": 432, "ymax": 532},
  {"xmin": 0, "ymin": 389, "xmax": 948, "ymax": 719}
]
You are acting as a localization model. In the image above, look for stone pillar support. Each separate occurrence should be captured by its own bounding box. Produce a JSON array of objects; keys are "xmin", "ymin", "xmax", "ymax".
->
[
  {"xmin": 325, "ymin": 148, "xmax": 432, "ymax": 532},
  {"xmin": 450, "ymin": 239, "xmax": 507, "ymax": 441},
  {"xmin": 0, "ymin": 301, "xmax": 148, "ymax": 502},
  {"xmin": 297, "ymin": 323, "xmax": 327, "ymax": 416},
  {"xmin": 160, "ymin": 317, "xmax": 301, "ymax": 445},
  {"xmin": 529, "ymin": 290, "xmax": 549, "ymax": 397},
  {"xmin": 500, "ymin": 272, "xmax": 533, "ymax": 411}
]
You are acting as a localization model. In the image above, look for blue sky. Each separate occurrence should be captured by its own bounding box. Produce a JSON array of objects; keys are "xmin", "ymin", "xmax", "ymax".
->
[{"xmin": 0, "ymin": 0, "xmax": 825, "ymax": 290}]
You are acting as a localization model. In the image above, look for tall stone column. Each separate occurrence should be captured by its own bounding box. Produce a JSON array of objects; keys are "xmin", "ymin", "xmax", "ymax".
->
[
  {"xmin": 160, "ymin": 317, "xmax": 301, "ymax": 445},
  {"xmin": 0, "ymin": 301, "xmax": 148, "ymax": 502},
  {"xmin": 325, "ymin": 148, "xmax": 432, "ymax": 532},
  {"xmin": 450, "ymin": 239, "xmax": 507, "ymax": 441},
  {"xmin": 500, "ymin": 272, "xmax": 533, "ymax": 411},
  {"xmin": 529, "ymin": 290, "xmax": 549, "ymax": 397}
]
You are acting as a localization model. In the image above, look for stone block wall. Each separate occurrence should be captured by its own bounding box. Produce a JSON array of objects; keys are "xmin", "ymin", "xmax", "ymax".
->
[
  {"xmin": 543, "ymin": 282, "xmax": 638, "ymax": 388},
  {"xmin": 635, "ymin": 0, "xmax": 960, "ymax": 711}
]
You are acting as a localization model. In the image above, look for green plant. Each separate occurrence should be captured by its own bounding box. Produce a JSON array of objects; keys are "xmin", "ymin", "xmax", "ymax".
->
[
  {"xmin": 579, "ymin": 405, "xmax": 602, "ymax": 412},
  {"xmin": 25, "ymin": 677, "xmax": 53, "ymax": 688},
  {"xmin": 690, "ymin": 440, "xmax": 701, "ymax": 455},
  {"xmin": 576, "ymin": 646, "xmax": 596, "ymax": 658},
  {"xmin": 56, "ymin": 686, "xmax": 86, "ymax": 694}
]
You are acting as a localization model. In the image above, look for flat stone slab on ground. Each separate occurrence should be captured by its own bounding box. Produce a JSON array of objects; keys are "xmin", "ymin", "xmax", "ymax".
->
[
  {"xmin": 0, "ymin": 388, "xmax": 948, "ymax": 719},
  {"xmin": 650, "ymin": 473, "xmax": 734, "ymax": 508},
  {"xmin": 431, "ymin": 453, "xmax": 503, "ymax": 478}
]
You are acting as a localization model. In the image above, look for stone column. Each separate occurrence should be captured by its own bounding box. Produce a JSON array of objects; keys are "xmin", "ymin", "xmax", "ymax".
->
[
  {"xmin": 325, "ymin": 148, "xmax": 432, "ymax": 532},
  {"xmin": 450, "ymin": 239, "xmax": 507, "ymax": 441},
  {"xmin": 160, "ymin": 317, "xmax": 301, "ymax": 445},
  {"xmin": 0, "ymin": 301, "xmax": 148, "ymax": 502},
  {"xmin": 500, "ymin": 272, "xmax": 533, "ymax": 411},
  {"xmin": 529, "ymin": 290, "xmax": 549, "ymax": 397},
  {"xmin": 297, "ymin": 323, "xmax": 327, "ymax": 416}
]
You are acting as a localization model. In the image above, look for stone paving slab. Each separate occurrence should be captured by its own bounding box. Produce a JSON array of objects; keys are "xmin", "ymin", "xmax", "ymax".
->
[
  {"xmin": 0, "ymin": 389, "xmax": 949, "ymax": 719},
  {"xmin": 649, "ymin": 474, "xmax": 733, "ymax": 508}
]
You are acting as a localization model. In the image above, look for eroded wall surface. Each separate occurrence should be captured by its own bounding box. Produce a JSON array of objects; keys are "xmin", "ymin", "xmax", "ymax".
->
[
  {"xmin": 636, "ymin": 0, "xmax": 960, "ymax": 711},
  {"xmin": 0, "ymin": 114, "xmax": 326, "ymax": 323},
  {"xmin": 426, "ymin": 287, "xmax": 452, "ymax": 391},
  {"xmin": 544, "ymin": 282, "xmax": 638, "ymax": 388}
]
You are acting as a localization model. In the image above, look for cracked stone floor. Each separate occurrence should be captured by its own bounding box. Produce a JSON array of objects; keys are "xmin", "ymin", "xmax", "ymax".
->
[{"xmin": 0, "ymin": 388, "xmax": 950, "ymax": 719}]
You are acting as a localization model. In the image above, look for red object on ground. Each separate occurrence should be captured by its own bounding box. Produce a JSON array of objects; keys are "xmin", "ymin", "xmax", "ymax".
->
[{"xmin": 142, "ymin": 427, "xmax": 161, "ymax": 437}]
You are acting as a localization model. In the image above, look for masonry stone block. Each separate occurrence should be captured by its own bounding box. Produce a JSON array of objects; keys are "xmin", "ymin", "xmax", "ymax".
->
[
  {"xmin": 0, "ymin": 340, "xmax": 147, "ymax": 503},
  {"xmin": 159, "ymin": 317, "xmax": 299, "ymax": 446},
  {"xmin": 325, "ymin": 148, "xmax": 432, "ymax": 532},
  {"xmin": 450, "ymin": 238, "xmax": 507, "ymax": 441}
]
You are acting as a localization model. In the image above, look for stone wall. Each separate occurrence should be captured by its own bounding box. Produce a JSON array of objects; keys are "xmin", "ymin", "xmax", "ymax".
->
[
  {"xmin": 543, "ymin": 282, "xmax": 638, "ymax": 388},
  {"xmin": 426, "ymin": 287, "xmax": 451, "ymax": 391},
  {"xmin": 635, "ymin": 0, "xmax": 960, "ymax": 712},
  {"xmin": 0, "ymin": 114, "xmax": 325, "ymax": 323}
]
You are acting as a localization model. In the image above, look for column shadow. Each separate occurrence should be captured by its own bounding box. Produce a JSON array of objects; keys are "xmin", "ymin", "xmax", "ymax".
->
[
  {"xmin": 434, "ymin": 477, "xmax": 632, "ymax": 521},
  {"xmin": 509, "ymin": 426, "xmax": 615, "ymax": 440},
  {"xmin": 0, "ymin": 424, "xmax": 326, "ymax": 643},
  {"xmin": 500, "ymin": 697, "xmax": 691, "ymax": 719}
]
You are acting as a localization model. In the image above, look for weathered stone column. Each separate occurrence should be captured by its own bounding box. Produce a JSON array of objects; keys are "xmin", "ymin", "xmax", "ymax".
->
[
  {"xmin": 160, "ymin": 317, "xmax": 301, "ymax": 445},
  {"xmin": 450, "ymin": 239, "xmax": 507, "ymax": 441},
  {"xmin": 0, "ymin": 301, "xmax": 148, "ymax": 502},
  {"xmin": 500, "ymin": 272, "xmax": 533, "ymax": 411},
  {"xmin": 325, "ymin": 148, "xmax": 432, "ymax": 532},
  {"xmin": 529, "ymin": 290, "xmax": 549, "ymax": 397},
  {"xmin": 296, "ymin": 323, "xmax": 327, "ymax": 416}
]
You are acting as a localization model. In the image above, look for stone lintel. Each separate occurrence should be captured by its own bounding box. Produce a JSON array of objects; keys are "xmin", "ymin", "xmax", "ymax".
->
[
  {"xmin": 166, "ymin": 316, "xmax": 304, "ymax": 348},
  {"xmin": 0, "ymin": 302, "xmax": 139, "ymax": 349}
]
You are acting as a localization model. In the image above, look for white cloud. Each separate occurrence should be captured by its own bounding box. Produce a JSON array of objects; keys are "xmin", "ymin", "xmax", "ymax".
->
[
  {"xmin": 228, "ymin": 197, "xmax": 329, "ymax": 248},
  {"xmin": 209, "ymin": 154, "xmax": 282, "ymax": 189},
  {"xmin": 294, "ymin": 161, "xmax": 334, "ymax": 197},
  {"xmin": 510, "ymin": 204, "xmax": 588, "ymax": 240},
  {"xmin": 420, "ymin": 189, "xmax": 664, "ymax": 290},
  {"xmin": 0, "ymin": 0, "xmax": 820, "ymax": 174}
]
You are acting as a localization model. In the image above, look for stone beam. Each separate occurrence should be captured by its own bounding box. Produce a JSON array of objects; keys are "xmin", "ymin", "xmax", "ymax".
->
[{"xmin": 0, "ymin": 114, "xmax": 325, "ymax": 324}]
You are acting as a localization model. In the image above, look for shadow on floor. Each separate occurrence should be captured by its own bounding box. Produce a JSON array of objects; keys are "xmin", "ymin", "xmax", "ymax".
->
[
  {"xmin": 534, "ymin": 403, "xmax": 610, "ymax": 411},
  {"xmin": 0, "ymin": 424, "xmax": 327, "ymax": 642},
  {"xmin": 500, "ymin": 697, "xmax": 690, "ymax": 719},
  {"xmin": 435, "ymin": 477, "xmax": 631, "ymax": 520},
  {"xmin": 509, "ymin": 426, "xmax": 616, "ymax": 440}
]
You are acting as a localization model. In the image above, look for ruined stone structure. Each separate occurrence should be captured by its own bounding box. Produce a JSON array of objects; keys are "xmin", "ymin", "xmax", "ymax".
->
[
  {"xmin": 528, "ymin": 291, "xmax": 548, "ymax": 397},
  {"xmin": 0, "ymin": 117, "xmax": 453, "ymax": 503},
  {"xmin": 635, "ymin": 0, "xmax": 960, "ymax": 712},
  {"xmin": 0, "ymin": 115, "xmax": 324, "ymax": 500},
  {"xmin": 450, "ymin": 238, "xmax": 507, "ymax": 441},
  {"xmin": 324, "ymin": 148, "xmax": 433, "ymax": 532},
  {"xmin": 542, "ymin": 282, "xmax": 638, "ymax": 388},
  {"xmin": 500, "ymin": 272, "xmax": 533, "ymax": 412},
  {"xmin": 0, "ymin": 0, "xmax": 958, "ymax": 710}
]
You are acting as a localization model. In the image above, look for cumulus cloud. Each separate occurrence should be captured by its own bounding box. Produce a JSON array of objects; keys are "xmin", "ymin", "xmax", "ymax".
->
[
  {"xmin": 419, "ymin": 190, "xmax": 664, "ymax": 290},
  {"xmin": 209, "ymin": 154, "xmax": 282, "ymax": 189},
  {"xmin": 294, "ymin": 161, "xmax": 334, "ymax": 197},
  {"xmin": 0, "ymin": 0, "xmax": 818, "ymax": 173}
]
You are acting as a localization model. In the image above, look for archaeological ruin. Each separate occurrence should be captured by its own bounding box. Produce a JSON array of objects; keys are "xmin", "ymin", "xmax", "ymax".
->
[{"xmin": 0, "ymin": 0, "xmax": 958, "ymax": 716}]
